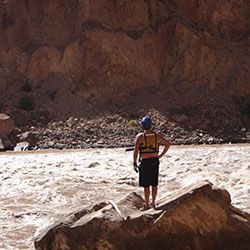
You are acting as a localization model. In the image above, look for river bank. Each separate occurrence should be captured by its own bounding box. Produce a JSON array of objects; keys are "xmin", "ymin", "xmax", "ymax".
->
[{"xmin": 18, "ymin": 112, "xmax": 250, "ymax": 150}]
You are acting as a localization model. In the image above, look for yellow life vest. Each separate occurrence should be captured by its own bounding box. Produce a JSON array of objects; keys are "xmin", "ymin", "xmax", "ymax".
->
[{"xmin": 139, "ymin": 130, "xmax": 159, "ymax": 154}]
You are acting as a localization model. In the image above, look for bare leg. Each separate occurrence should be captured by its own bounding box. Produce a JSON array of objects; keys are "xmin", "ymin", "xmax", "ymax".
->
[
  {"xmin": 144, "ymin": 187, "xmax": 150, "ymax": 209},
  {"xmin": 152, "ymin": 186, "xmax": 158, "ymax": 207}
]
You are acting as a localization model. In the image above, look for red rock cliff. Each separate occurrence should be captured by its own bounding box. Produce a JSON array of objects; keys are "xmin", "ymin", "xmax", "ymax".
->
[{"xmin": 0, "ymin": 0, "xmax": 249, "ymax": 124}]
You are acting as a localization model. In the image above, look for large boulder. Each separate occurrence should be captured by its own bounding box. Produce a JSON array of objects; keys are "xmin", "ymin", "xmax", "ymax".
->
[
  {"xmin": 0, "ymin": 113, "xmax": 15, "ymax": 137},
  {"xmin": 0, "ymin": 113, "xmax": 16, "ymax": 150},
  {"xmin": 34, "ymin": 181, "xmax": 250, "ymax": 250}
]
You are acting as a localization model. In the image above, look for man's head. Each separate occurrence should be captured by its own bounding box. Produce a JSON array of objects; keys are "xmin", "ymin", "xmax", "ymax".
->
[{"xmin": 140, "ymin": 116, "xmax": 152, "ymax": 129}]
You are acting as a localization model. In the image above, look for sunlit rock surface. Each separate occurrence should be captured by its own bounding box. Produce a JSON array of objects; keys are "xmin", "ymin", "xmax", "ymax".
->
[
  {"xmin": 0, "ymin": 113, "xmax": 14, "ymax": 137},
  {"xmin": 35, "ymin": 181, "xmax": 250, "ymax": 250},
  {"xmin": 0, "ymin": 0, "xmax": 249, "ymax": 123},
  {"xmin": 0, "ymin": 113, "xmax": 16, "ymax": 150}
]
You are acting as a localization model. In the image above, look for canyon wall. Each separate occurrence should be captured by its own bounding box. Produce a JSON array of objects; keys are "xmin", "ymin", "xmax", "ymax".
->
[{"xmin": 0, "ymin": 0, "xmax": 249, "ymax": 124}]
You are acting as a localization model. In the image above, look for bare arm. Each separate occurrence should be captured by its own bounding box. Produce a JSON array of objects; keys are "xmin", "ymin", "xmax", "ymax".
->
[
  {"xmin": 157, "ymin": 134, "xmax": 171, "ymax": 159},
  {"xmin": 133, "ymin": 134, "xmax": 142, "ymax": 164}
]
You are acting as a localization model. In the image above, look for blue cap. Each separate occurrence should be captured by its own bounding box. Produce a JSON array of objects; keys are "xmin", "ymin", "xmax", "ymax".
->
[{"xmin": 140, "ymin": 116, "xmax": 152, "ymax": 129}]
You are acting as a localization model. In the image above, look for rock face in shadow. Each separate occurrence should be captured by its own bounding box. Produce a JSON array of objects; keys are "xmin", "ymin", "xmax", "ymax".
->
[{"xmin": 34, "ymin": 181, "xmax": 250, "ymax": 250}]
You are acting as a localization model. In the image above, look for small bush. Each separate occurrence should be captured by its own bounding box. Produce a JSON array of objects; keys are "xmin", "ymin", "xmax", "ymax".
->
[
  {"xmin": 47, "ymin": 89, "xmax": 58, "ymax": 100},
  {"xmin": 128, "ymin": 119, "xmax": 137, "ymax": 127},
  {"xmin": 31, "ymin": 110, "xmax": 41, "ymax": 121},
  {"xmin": 20, "ymin": 81, "xmax": 32, "ymax": 92},
  {"xmin": 18, "ymin": 96, "xmax": 34, "ymax": 111},
  {"xmin": 240, "ymin": 103, "xmax": 250, "ymax": 118}
]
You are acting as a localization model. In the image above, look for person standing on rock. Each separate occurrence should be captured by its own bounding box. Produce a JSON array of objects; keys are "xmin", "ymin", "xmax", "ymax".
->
[{"xmin": 133, "ymin": 116, "xmax": 171, "ymax": 209}]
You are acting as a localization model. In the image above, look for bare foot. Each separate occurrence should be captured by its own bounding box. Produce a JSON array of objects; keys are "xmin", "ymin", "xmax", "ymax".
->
[
  {"xmin": 152, "ymin": 203, "xmax": 157, "ymax": 209},
  {"xmin": 140, "ymin": 205, "xmax": 150, "ymax": 211}
]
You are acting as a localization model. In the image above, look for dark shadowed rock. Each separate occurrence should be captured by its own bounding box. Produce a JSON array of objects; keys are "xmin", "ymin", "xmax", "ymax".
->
[
  {"xmin": 34, "ymin": 181, "xmax": 250, "ymax": 250},
  {"xmin": 0, "ymin": 137, "xmax": 4, "ymax": 151},
  {"xmin": 0, "ymin": 136, "xmax": 13, "ymax": 150},
  {"xmin": 18, "ymin": 131, "xmax": 37, "ymax": 147}
]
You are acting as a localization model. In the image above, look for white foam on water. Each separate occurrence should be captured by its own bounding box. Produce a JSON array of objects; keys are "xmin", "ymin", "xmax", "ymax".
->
[{"xmin": 0, "ymin": 144, "xmax": 249, "ymax": 249}]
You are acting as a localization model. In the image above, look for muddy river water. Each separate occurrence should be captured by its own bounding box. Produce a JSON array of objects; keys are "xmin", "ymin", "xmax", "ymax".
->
[{"xmin": 0, "ymin": 144, "xmax": 249, "ymax": 249}]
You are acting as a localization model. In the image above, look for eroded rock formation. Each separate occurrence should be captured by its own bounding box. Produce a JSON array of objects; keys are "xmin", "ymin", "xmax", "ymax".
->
[
  {"xmin": 0, "ymin": 113, "xmax": 14, "ymax": 136},
  {"xmin": 0, "ymin": 2, "xmax": 249, "ymax": 101},
  {"xmin": 34, "ymin": 181, "xmax": 250, "ymax": 250},
  {"xmin": 0, "ymin": 0, "xmax": 249, "ymax": 129},
  {"xmin": 0, "ymin": 113, "xmax": 16, "ymax": 149}
]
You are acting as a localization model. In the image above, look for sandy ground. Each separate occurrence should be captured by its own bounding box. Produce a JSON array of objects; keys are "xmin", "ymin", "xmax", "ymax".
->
[{"xmin": 0, "ymin": 144, "xmax": 250, "ymax": 250}]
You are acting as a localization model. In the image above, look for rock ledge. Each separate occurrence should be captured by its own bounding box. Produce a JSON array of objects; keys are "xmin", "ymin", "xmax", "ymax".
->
[{"xmin": 35, "ymin": 181, "xmax": 250, "ymax": 250}]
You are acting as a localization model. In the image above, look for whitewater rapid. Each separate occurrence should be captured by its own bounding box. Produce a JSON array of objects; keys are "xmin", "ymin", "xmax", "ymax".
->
[{"xmin": 0, "ymin": 144, "xmax": 249, "ymax": 249}]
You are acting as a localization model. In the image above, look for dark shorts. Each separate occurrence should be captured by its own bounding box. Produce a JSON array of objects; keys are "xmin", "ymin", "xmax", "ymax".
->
[{"xmin": 139, "ymin": 157, "xmax": 159, "ymax": 187}]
